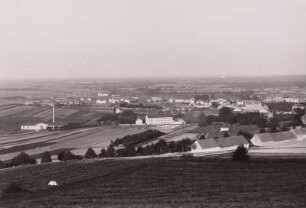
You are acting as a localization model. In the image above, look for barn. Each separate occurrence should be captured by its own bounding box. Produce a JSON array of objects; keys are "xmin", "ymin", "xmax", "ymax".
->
[
  {"xmin": 291, "ymin": 127, "xmax": 306, "ymax": 141},
  {"xmin": 250, "ymin": 133, "xmax": 274, "ymax": 147},
  {"xmin": 191, "ymin": 136, "xmax": 249, "ymax": 153},
  {"xmin": 251, "ymin": 130, "xmax": 298, "ymax": 147}
]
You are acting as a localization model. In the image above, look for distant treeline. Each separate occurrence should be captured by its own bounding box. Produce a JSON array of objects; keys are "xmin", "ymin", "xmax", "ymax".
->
[
  {"xmin": 120, "ymin": 102, "xmax": 162, "ymax": 109},
  {"xmin": 266, "ymin": 102, "xmax": 295, "ymax": 112},
  {"xmin": 198, "ymin": 107, "xmax": 305, "ymax": 130},
  {"xmin": 198, "ymin": 107, "xmax": 268, "ymax": 127},
  {"xmin": 97, "ymin": 110, "xmax": 137, "ymax": 125}
]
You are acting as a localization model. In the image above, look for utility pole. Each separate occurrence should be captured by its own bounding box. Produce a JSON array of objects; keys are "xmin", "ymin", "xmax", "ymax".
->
[{"xmin": 52, "ymin": 103, "xmax": 55, "ymax": 124}]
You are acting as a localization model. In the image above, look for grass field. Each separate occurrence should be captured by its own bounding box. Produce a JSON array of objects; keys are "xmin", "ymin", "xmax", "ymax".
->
[
  {"xmin": 0, "ymin": 157, "xmax": 305, "ymax": 208},
  {"xmin": 0, "ymin": 104, "xmax": 102, "ymax": 130},
  {"xmin": 0, "ymin": 126, "xmax": 148, "ymax": 161}
]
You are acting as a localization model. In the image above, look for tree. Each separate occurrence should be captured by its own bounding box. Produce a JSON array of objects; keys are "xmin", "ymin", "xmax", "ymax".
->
[
  {"xmin": 98, "ymin": 149, "xmax": 108, "ymax": 158},
  {"xmin": 41, "ymin": 151, "xmax": 52, "ymax": 163},
  {"xmin": 85, "ymin": 148, "xmax": 97, "ymax": 159},
  {"xmin": 107, "ymin": 145, "xmax": 115, "ymax": 157},
  {"xmin": 211, "ymin": 101, "xmax": 219, "ymax": 109},
  {"xmin": 223, "ymin": 132, "xmax": 230, "ymax": 137},
  {"xmin": 218, "ymin": 107, "xmax": 232, "ymax": 122},
  {"xmin": 136, "ymin": 146, "xmax": 144, "ymax": 155},
  {"xmin": 232, "ymin": 145, "xmax": 249, "ymax": 162},
  {"xmin": 281, "ymin": 124, "xmax": 290, "ymax": 131},
  {"xmin": 269, "ymin": 126, "xmax": 279, "ymax": 133},
  {"xmin": 198, "ymin": 113, "xmax": 207, "ymax": 126},
  {"xmin": 259, "ymin": 128, "xmax": 267, "ymax": 133},
  {"xmin": 237, "ymin": 130, "xmax": 254, "ymax": 141},
  {"xmin": 58, "ymin": 150, "xmax": 82, "ymax": 161},
  {"xmin": 154, "ymin": 139, "xmax": 168, "ymax": 154},
  {"xmin": 0, "ymin": 159, "xmax": 5, "ymax": 169},
  {"xmin": 11, "ymin": 152, "xmax": 36, "ymax": 166}
]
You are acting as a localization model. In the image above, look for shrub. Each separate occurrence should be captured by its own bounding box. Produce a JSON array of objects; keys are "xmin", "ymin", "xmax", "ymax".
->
[
  {"xmin": 11, "ymin": 152, "xmax": 36, "ymax": 166},
  {"xmin": 57, "ymin": 150, "xmax": 82, "ymax": 161},
  {"xmin": 41, "ymin": 151, "xmax": 52, "ymax": 163},
  {"xmin": 85, "ymin": 148, "xmax": 97, "ymax": 159},
  {"xmin": 232, "ymin": 145, "xmax": 249, "ymax": 162},
  {"xmin": 181, "ymin": 153, "xmax": 194, "ymax": 159}
]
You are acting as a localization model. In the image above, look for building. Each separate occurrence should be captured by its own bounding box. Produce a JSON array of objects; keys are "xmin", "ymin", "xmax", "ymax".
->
[
  {"xmin": 135, "ymin": 118, "xmax": 144, "ymax": 125},
  {"xmin": 291, "ymin": 127, "xmax": 306, "ymax": 141},
  {"xmin": 250, "ymin": 133, "xmax": 274, "ymax": 146},
  {"xmin": 251, "ymin": 131, "xmax": 298, "ymax": 146},
  {"xmin": 145, "ymin": 115, "xmax": 174, "ymax": 125},
  {"xmin": 21, "ymin": 123, "xmax": 49, "ymax": 131},
  {"xmin": 191, "ymin": 136, "xmax": 249, "ymax": 153}
]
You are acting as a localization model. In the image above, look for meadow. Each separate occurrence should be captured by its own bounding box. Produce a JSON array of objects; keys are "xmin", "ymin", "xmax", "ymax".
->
[
  {"xmin": 0, "ymin": 126, "xmax": 148, "ymax": 161},
  {"xmin": 0, "ymin": 157, "xmax": 305, "ymax": 208},
  {"xmin": 0, "ymin": 104, "xmax": 102, "ymax": 131}
]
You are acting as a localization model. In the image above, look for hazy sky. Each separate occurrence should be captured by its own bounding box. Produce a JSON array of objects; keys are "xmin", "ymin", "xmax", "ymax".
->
[{"xmin": 1, "ymin": 0, "xmax": 305, "ymax": 79}]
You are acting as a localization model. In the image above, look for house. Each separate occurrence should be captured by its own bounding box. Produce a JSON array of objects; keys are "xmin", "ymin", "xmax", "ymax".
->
[
  {"xmin": 251, "ymin": 131, "xmax": 298, "ymax": 146},
  {"xmin": 191, "ymin": 139, "xmax": 220, "ymax": 153},
  {"xmin": 96, "ymin": 99, "xmax": 107, "ymax": 104},
  {"xmin": 21, "ymin": 123, "xmax": 49, "ymax": 131},
  {"xmin": 291, "ymin": 127, "xmax": 306, "ymax": 141},
  {"xmin": 220, "ymin": 127, "xmax": 229, "ymax": 132},
  {"xmin": 250, "ymin": 133, "xmax": 274, "ymax": 146},
  {"xmin": 135, "ymin": 118, "xmax": 144, "ymax": 125},
  {"xmin": 191, "ymin": 136, "xmax": 249, "ymax": 153},
  {"xmin": 269, "ymin": 131, "xmax": 296, "ymax": 143}
]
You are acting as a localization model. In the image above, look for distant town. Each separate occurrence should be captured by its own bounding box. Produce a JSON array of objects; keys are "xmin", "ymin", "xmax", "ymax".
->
[{"xmin": 0, "ymin": 76, "xmax": 305, "ymax": 165}]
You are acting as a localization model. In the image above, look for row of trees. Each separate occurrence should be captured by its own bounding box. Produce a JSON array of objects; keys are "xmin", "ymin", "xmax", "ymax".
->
[
  {"xmin": 99, "ymin": 138, "xmax": 193, "ymax": 158},
  {"xmin": 97, "ymin": 110, "xmax": 137, "ymax": 125},
  {"xmin": 198, "ymin": 108, "xmax": 268, "ymax": 127},
  {"xmin": 112, "ymin": 130, "xmax": 165, "ymax": 147},
  {"xmin": 120, "ymin": 102, "xmax": 162, "ymax": 109},
  {"xmin": 199, "ymin": 107, "xmax": 305, "ymax": 129},
  {"xmin": 0, "ymin": 152, "xmax": 37, "ymax": 169}
]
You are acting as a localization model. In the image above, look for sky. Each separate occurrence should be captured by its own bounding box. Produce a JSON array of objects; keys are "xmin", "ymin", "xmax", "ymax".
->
[{"xmin": 0, "ymin": 0, "xmax": 305, "ymax": 80}]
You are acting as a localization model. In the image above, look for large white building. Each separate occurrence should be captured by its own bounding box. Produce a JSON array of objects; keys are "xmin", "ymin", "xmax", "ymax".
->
[
  {"xmin": 145, "ymin": 115, "xmax": 186, "ymax": 125},
  {"xmin": 145, "ymin": 115, "xmax": 174, "ymax": 125},
  {"xmin": 21, "ymin": 123, "xmax": 49, "ymax": 131},
  {"xmin": 191, "ymin": 136, "xmax": 249, "ymax": 153}
]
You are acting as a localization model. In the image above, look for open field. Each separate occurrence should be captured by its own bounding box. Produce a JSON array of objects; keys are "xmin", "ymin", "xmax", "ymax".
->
[
  {"xmin": 0, "ymin": 157, "xmax": 305, "ymax": 207},
  {"xmin": 0, "ymin": 126, "xmax": 148, "ymax": 161},
  {"xmin": 0, "ymin": 104, "xmax": 103, "ymax": 130}
]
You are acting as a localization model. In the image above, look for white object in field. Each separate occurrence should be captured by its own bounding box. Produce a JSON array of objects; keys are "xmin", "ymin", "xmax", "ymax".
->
[{"xmin": 48, "ymin": 180, "xmax": 58, "ymax": 186}]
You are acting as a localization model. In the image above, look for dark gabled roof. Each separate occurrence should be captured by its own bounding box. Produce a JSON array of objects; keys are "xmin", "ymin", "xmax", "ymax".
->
[
  {"xmin": 214, "ymin": 136, "xmax": 249, "ymax": 148},
  {"xmin": 270, "ymin": 131, "xmax": 296, "ymax": 142},
  {"xmin": 255, "ymin": 133, "xmax": 274, "ymax": 143},
  {"xmin": 146, "ymin": 114, "xmax": 172, "ymax": 118},
  {"xmin": 196, "ymin": 139, "xmax": 219, "ymax": 149}
]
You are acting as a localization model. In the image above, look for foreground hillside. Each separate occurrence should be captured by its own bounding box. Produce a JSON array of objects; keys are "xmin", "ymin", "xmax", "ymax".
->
[{"xmin": 0, "ymin": 157, "xmax": 305, "ymax": 208}]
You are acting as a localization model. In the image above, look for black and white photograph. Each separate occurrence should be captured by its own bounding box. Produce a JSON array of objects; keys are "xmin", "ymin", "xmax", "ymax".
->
[{"xmin": 0, "ymin": 0, "xmax": 305, "ymax": 207}]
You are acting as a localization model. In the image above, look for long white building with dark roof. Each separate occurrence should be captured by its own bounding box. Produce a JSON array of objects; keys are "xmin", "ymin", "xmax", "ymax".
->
[
  {"xmin": 191, "ymin": 136, "xmax": 249, "ymax": 153},
  {"xmin": 251, "ymin": 128, "xmax": 306, "ymax": 146}
]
